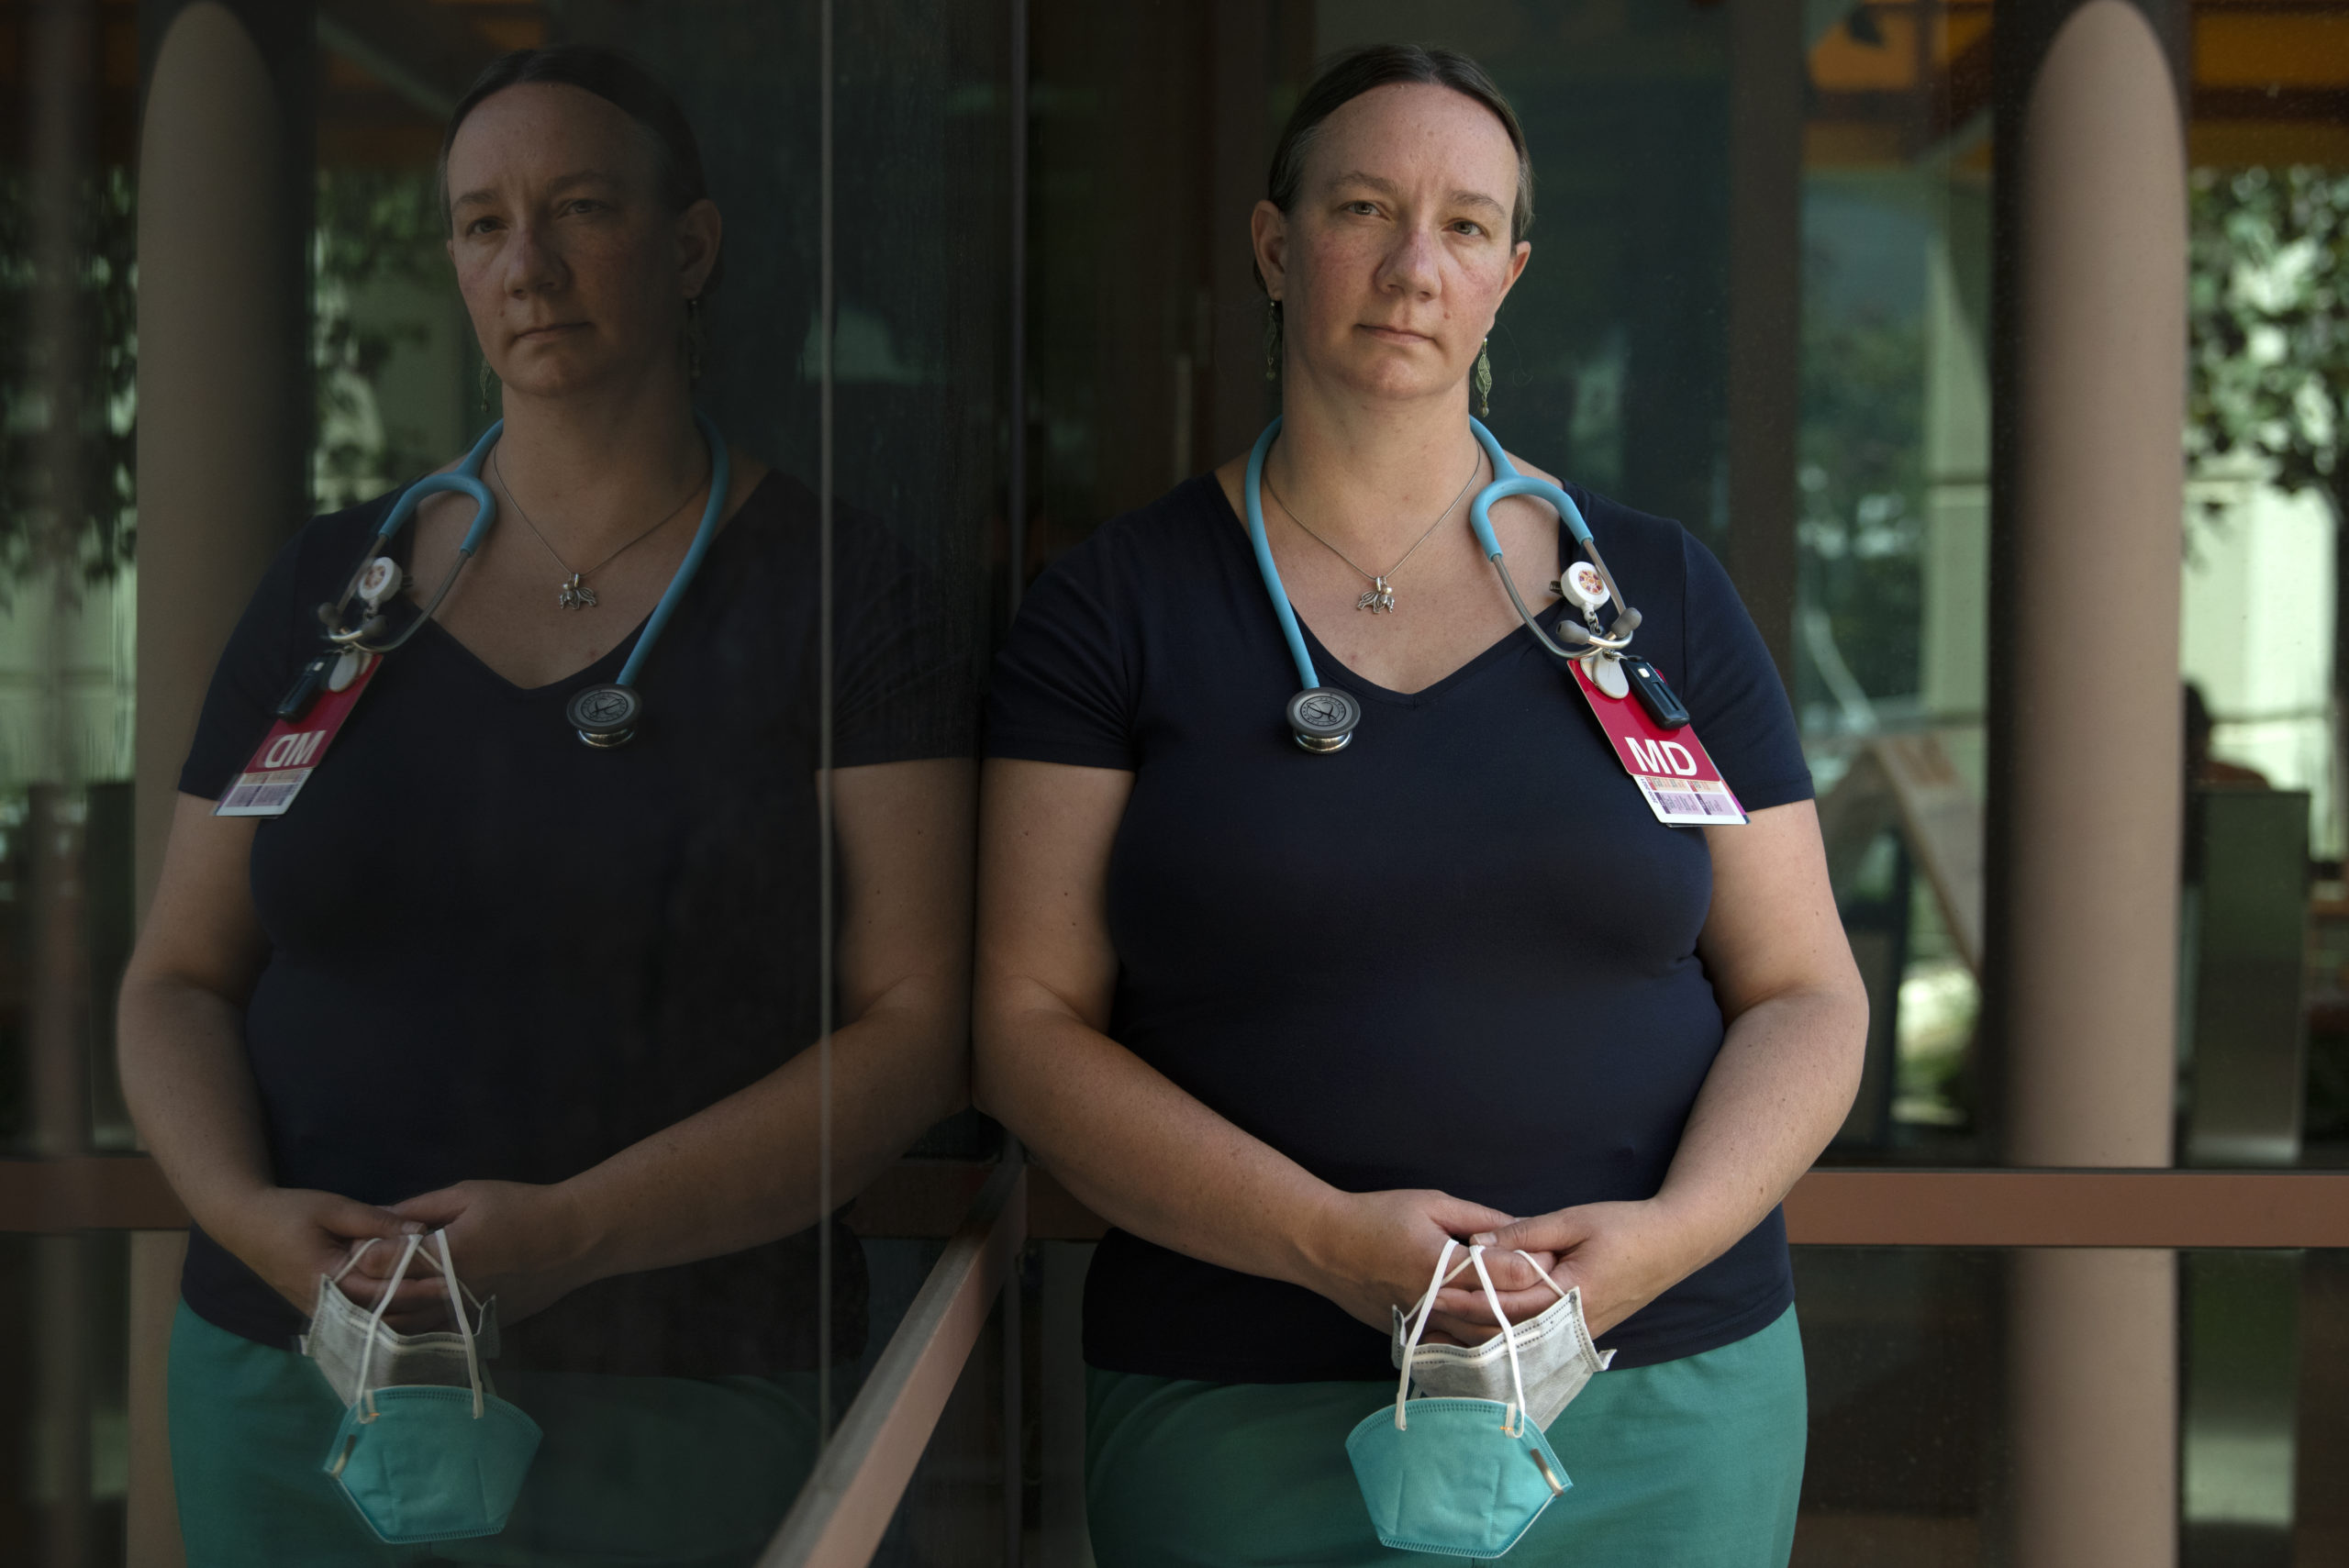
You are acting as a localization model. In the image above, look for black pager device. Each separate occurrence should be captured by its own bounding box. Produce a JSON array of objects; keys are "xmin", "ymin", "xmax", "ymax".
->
[
  {"xmin": 1620, "ymin": 657, "xmax": 1689, "ymax": 731},
  {"xmin": 275, "ymin": 651, "xmax": 334, "ymax": 721}
]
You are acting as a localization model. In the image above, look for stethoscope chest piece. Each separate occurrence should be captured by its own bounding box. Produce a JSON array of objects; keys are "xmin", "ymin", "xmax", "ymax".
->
[
  {"xmin": 1286, "ymin": 686, "xmax": 1360, "ymax": 753},
  {"xmin": 567, "ymin": 684, "xmax": 641, "ymax": 749}
]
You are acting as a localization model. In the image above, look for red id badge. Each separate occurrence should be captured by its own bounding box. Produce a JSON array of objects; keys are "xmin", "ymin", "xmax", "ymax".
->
[
  {"xmin": 1567, "ymin": 656, "xmax": 1748, "ymax": 826},
  {"xmin": 215, "ymin": 652, "xmax": 383, "ymax": 817}
]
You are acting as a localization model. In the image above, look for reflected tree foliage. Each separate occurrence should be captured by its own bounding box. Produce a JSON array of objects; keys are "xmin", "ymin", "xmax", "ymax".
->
[
  {"xmin": 2189, "ymin": 166, "xmax": 2349, "ymax": 815},
  {"xmin": 0, "ymin": 167, "xmax": 137, "ymax": 597},
  {"xmin": 2191, "ymin": 166, "xmax": 2349, "ymax": 530},
  {"xmin": 1797, "ymin": 250, "xmax": 1926, "ymax": 722},
  {"xmin": 2, "ymin": 164, "xmax": 458, "ymax": 590},
  {"xmin": 313, "ymin": 168, "xmax": 452, "ymax": 509}
]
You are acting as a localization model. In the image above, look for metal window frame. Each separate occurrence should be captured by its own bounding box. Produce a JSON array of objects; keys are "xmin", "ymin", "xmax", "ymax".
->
[{"xmin": 8, "ymin": 1156, "xmax": 2347, "ymax": 1247}]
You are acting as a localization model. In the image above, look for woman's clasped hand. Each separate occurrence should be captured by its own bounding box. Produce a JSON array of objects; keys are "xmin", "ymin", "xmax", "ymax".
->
[
  {"xmin": 1466, "ymin": 1200, "xmax": 1717, "ymax": 1340},
  {"xmin": 1299, "ymin": 1186, "xmax": 1557, "ymax": 1343},
  {"xmin": 201, "ymin": 1184, "xmax": 425, "ymax": 1323},
  {"xmin": 208, "ymin": 1177, "xmax": 610, "ymax": 1337},
  {"xmin": 328, "ymin": 1180, "xmax": 600, "ymax": 1331}
]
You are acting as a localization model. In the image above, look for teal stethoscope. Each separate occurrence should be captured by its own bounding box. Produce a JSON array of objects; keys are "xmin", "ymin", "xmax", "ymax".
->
[
  {"xmin": 285, "ymin": 411, "xmax": 730, "ymax": 749},
  {"xmin": 1243, "ymin": 415, "xmax": 1645, "ymax": 752}
]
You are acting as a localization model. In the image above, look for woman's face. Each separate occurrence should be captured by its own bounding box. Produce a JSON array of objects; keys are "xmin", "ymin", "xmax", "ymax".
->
[
  {"xmin": 444, "ymin": 83, "xmax": 720, "ymax": 402},
  {"xmin": 1256, "ymin": 82, "xmax": 1530, "ymax": 409}
]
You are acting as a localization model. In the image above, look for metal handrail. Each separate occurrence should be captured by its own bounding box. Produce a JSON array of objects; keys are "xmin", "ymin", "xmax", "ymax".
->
[{"xmin": 758, "ymin": 1157, "xmax": 1029, "ymax": 1568}]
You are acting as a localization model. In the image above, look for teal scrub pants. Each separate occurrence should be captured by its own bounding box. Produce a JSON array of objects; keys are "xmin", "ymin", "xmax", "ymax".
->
[
  {"xmin": 1085, "ymin": 1306, "xmax": 1806, "ymax": 1567},
  {"xmin": 169, "ymin": 1302, "xmax": 831, "ymax": 1568}
]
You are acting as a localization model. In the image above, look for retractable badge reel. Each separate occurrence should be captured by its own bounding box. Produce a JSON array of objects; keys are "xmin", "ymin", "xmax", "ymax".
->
[
  {"xmin": 1551, "ymin": 560, "xmax": 1693, "ymax": 728},
  {"xmin": 1547, "ymin": 556, "xmax": 1739, "ymax": 823},
  {"xmin": 216, "ymin": 556, "xmax": 415, "ymax": 818},
  {"xmin": 1556, "ymin": 562, "xmax": 1631, "ymax": 697}
]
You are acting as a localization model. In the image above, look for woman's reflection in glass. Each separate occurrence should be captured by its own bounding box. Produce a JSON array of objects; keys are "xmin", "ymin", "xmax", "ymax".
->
[{"xmin": 117, "ymin": 45, "xmax": 974, "ymax": 1567}]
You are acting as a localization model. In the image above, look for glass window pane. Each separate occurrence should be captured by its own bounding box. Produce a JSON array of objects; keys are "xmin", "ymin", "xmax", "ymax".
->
[
  {"xmin": 1, "ymin": 0, "xmax": 990, "ymax": 1557},
  {"xmin": 1802, "ymin": 3, "xmax": 1995, "ymax": 1162},
  {"xmin": 13, "ymin": 0, "xmax": 2349, "ymax": 1562},
  {"xmin": 2, "ymin": 0, "xmax": 143, "ymax": 1552}
]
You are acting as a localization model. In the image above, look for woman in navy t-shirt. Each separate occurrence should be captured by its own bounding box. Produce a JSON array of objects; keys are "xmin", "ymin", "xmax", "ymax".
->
[
  {"xmin": 976, "ymin": 45, "xmax": 1865, "ymax": 1567},
  {"xmin": 117, "ymin": 47, "xmax": 971, "ymax": 1566}
]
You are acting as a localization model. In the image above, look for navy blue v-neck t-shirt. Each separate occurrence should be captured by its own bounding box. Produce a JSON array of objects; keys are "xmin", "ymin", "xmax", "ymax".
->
[
  {"xmin": 985, "ymin": 471, "xmax": 1813, "ymax": 1383},
  {"xmin": 178, "ymin": 470, "xmax": 968, "ymax": 1377}
]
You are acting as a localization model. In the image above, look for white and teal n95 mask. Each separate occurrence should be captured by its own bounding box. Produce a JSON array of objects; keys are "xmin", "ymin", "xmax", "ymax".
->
[
  {"xmin": 1389, "ymin": 1247, "xmax": 1613, "ymax": 1429},
  {"xmin": 303, "ymin": 1234, "xmax": 501, "ymax": 1409},
  {"xmin": 317, "ymin": 1230, "xmax": 541, "ymax": 1545},
  {"xmin": 1347, "ymin": 1241, "xmax": 1572, "ymax": 1559}
]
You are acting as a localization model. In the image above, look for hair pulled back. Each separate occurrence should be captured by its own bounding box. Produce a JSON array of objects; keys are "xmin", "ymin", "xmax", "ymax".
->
[
  {"xmin": 437, "ymin": 45, "xmax": 722, "ymax": 293},
  {"xmin": 1261, "ymin": 42, "xmax": 1533, "ymax": 293}
]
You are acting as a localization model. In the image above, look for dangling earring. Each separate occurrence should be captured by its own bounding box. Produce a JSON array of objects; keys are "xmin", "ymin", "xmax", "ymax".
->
[
  {"xmin": 685, "ymin": 295, "xmax": 706, "ymax": 383},
  {"xmin": 1264, "ymin": 299, "xmax": 1283, "ymax": 383},
  {"xmin": 1473, "ymin": 338, "xmax": 1493, "ymax": 419},
  {"xmin": 477, "ymin": 359, "xmax": 498, "ymax": 412}
]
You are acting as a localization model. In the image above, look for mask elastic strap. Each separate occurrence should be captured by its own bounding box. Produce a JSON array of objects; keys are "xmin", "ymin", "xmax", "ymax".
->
[
  {"xmin": 429, "ymin": 1230, "xmax": 486, "ymax": 1418},
  {"xmin": 1513, "ymin": 1249, "xmax": 1571, "ymax": 1306},
  {"xmin": 1420, "ymin": 1250, "xmax": 1564, "ymax": 1323},
  {"xmin": 1393, "ymin": 1240, "xmax": 1458, "ymax": 1431},
  {"xmin": 1415, "ymin": 1250, "xmax": 1553, "ymax": 1338},
  {"xmin": 330, "ymin": 1234, "xmax": 485, "ymax": 1319},
  {"xmin": 331, "ymin": 1237, "xmax": 379, "ymax": 1287},
  {"xmin": 1468, "ymin": 1246, "xmax": 1531, "ymax": 1437},
  {"xmin": 352, "ymin": 1233, "xmax": 423, "ymax": 1422}
]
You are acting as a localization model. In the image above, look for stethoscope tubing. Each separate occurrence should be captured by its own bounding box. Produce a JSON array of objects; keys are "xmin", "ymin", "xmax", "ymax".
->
[
  {"xmin": 1243, "ymin": 415, "xmax": 1639, "ymax": 699},
  {"xmin": 327, "ymin": 425, "xmax": 503, "ymax": 654},
  {"xmin": 1241, "ymin": 419, "xmax": 1326, "ymax": 695},
  {"xmin": 325, "ymin": 412, "xmax": 729, "ymax": 695},
  {"xmin": 618, "ymin": 415, "xmax": 729, "ymax": 689},
  {"xmin": 1461, "ymin": 420, "xmax": 1638, "ymax": 657}
]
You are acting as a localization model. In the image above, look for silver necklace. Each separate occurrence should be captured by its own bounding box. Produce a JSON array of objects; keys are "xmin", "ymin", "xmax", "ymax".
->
[
  {"xmin": 1264, "ymin": 446, "xmax": 1483, "ymax": 613},
  {"xmin": 493, "ymin": 443, "xmax": 707, "ymax": 610}
]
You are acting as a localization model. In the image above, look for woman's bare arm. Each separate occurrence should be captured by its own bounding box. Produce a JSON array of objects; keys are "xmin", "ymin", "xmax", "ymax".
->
[
  {"xmin": 1654, "ymin": 799, "xmax": 1871, "ymax": 1259},
  {"xmin": 540, "ymin": 757, "xmax": 976, "ymax": 1266},
  {"xmin": 974, "ymin": 757, "xmax": 1534, "ymax": 1333},
  {"xmin": 117, "ymin": 795, "xmax": 420, "ymax": 1312},
  {"xmin": 1483, "ymin": 799, "xmax": 1867, "ymax": 1334},
  {"xmin": 373, "ymin": 758, "xmax": 978, "ymax": 1324}
]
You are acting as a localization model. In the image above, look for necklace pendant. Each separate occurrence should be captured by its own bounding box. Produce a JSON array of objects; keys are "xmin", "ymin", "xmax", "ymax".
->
[
  {"xmin": 557, "ymin": 573, "xmax": 598, "ymax": 611},
  {"xmin": 1357, "ymin": 578, "xmax": 1396, "ymax": 614}
]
